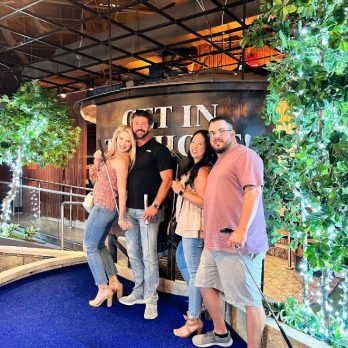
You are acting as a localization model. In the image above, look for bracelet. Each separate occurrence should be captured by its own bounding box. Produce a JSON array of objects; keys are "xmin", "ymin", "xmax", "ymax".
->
[
  {"xmin": 152, "ymin": 202, "xmax": 160, "ymax": 209},
  {"xmin": 179, "ymin": 190, "xmax": 185, "ymax": 197}
]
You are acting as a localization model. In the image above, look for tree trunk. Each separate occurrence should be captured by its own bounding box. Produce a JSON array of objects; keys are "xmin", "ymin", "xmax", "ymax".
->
[{"xmin": 0, "ymin": 156, "xmax": 22, "ymax": 227}]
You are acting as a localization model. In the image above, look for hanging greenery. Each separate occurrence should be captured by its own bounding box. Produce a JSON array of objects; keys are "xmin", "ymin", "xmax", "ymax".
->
[
  {"xmin": 0, "ymin": 80, "xmax": 81, "ymax": 226},
  {"xmin": 242, "ymin": 0, "xmax": 347, "ymax": 345}
]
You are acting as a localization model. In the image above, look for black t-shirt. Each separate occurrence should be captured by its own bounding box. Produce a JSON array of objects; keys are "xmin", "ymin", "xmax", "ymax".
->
[{"xmin": 127, "ymin": 137, "xmax": 173, "ymax": 209}]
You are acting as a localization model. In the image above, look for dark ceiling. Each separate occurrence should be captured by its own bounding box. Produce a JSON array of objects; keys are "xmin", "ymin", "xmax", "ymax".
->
[{"xmin": 0, "ymin": 0, "xmax": 273, "ymax": 94}]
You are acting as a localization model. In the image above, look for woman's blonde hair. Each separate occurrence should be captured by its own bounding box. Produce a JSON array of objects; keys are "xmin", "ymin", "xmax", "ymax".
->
[{"xmin": 105, "ymin": 125, "xmax": 136, "ymax": 168}]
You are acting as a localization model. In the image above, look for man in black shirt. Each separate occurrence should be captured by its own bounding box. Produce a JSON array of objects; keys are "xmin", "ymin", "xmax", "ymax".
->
[{"xmin": 119, "ymin": 110, "xmax": 173, "ymax": 320}]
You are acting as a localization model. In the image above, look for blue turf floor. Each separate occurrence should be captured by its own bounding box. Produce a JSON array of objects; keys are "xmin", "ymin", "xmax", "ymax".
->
[{"xmin": 0, "ymin": 264, "xmax": 246, "ymax": 348}]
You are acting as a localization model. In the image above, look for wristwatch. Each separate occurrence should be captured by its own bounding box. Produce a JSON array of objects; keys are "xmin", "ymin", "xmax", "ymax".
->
[
  {"xmin": 152, "ymin": 202, "xmax": 160, "ymax": 209},
  {"xmin": 179, "ymin": 190, "xmax": 184, "ymax": 197}
]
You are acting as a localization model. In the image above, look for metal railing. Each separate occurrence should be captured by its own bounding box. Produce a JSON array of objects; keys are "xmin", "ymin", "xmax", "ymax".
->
[
  {"xmin": 60, "ymin": 201, "xmax": 84, "ymax": 250},
  {"xmin": 0, "ymin": 181, "xmax": 86, "ymax": 198},
  {"xmin": 0, "ymin": 180, "xmax": 86, "ymax": 250},
  {"xmin": 2, "ymin": 177, "xmax": 92, "ymax": 226},
  {"xmin": 22, "ymin": 177, "xmax": 92, "ymax": 228},
  {"xmin": 22, "ymin": 177, "xmax": 93, "ymax": 192}
]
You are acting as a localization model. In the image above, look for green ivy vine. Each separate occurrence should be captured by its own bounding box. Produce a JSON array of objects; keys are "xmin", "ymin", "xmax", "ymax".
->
[{"xmin": 243, "ymin": 0, "xmax": 347, "ymax": 344}]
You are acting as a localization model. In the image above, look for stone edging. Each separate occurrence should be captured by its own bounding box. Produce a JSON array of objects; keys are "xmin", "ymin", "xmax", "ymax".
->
[{"xmin": 0, "ymin": 246, "xmax": 86, "ymax": 287}]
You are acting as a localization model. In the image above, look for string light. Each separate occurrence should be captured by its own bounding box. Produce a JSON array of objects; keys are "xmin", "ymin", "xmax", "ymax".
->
[
  {"xmin": 0, "ymin": 151, "xmax": 22, "ymax": 227},
  {"xmin": 275, "ymin": 10, "xmax": 348, "ymax": 339}
]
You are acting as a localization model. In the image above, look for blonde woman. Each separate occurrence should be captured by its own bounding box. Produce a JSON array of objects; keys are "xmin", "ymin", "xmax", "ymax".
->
[{"xmin": 84, "ymin": 125, "xmax": 136, "ymax": 308}]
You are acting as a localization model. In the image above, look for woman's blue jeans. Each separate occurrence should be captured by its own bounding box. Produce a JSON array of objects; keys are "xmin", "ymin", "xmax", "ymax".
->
[
  {"xmin": 182, "ymin": 236, "xmax": 204, "ymax": 318},
  {"xmin": 84, "ymin": 205, "xmax": 117, "ymax": 285},
  {"xmin": 176, "ymin": 240, "xmax": 190, "ymax": 284}
]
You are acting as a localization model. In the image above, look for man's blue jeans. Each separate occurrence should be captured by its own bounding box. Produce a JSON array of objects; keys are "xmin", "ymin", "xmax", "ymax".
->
[
  {"xmin": 125, "ymin": 208, "xmax": 164, "ymax": 304},
  {"xmin": 84, "ymin": 206, "xmax": 117, "ymax": 285},
  {"xmin": 182, "ymin": 236, "xmax": 204, "ymax": 318}
]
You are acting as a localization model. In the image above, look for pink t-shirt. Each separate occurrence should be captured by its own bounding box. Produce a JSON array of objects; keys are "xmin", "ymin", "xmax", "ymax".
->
[
  {"xmin": 203, "ymin": 144, "xmax": 268, "ymax": 254},
  {"xmin": 93, "ymin": 161, "xmax": 118, "ymax": 211}
]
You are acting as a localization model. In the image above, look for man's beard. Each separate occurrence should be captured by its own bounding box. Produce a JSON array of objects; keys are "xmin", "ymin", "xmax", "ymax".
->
[
  {"xmin": 134, "ymin": 130, "xmax": 149, "ymax": 140},
  {"xmin": 214, "ymin": 147, "xmax": 226, "ymax": 154},
  {"xmin": 212, "ymin": 142, "xmax": 230, "ymax": 154}
]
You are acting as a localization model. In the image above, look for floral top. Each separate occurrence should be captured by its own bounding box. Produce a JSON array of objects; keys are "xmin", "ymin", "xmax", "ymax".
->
[{"xmin": 93, "ymin": 161, "xmax": 118, "ymax": 211}]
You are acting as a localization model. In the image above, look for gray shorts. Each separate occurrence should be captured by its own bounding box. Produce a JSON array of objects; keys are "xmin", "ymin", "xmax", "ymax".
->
[{"xmin": 195, "ymin": 248, "xmax": 265, "ymax": 307}]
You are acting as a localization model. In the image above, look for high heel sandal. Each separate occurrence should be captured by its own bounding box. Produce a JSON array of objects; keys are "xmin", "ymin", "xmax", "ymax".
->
[
  {"xmin": 89, "ymin": 287, "xmax": 113, "ymax": 308},
  {"xmin": 109, "ymin": 281, "xmax": 123, "ymax": 300},
  {"xmin": 173, "ymin": 315, "xmax": 203, "ymax": 338}
]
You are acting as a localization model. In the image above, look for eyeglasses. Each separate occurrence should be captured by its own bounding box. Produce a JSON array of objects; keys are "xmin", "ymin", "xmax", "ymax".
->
[{"xmin": 208, "ymin": 129, "xmax": 233, "ymax": 138}]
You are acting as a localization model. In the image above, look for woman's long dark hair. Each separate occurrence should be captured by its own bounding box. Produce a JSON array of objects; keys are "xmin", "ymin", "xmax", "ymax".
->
[{"xmin": 183, "ymin": 130, "xmax": 217, "ymax": 188}]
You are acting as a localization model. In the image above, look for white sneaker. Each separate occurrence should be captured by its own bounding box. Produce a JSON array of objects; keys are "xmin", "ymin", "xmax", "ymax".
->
[
  {"xmin": 119, "ymin": 292, "xmax": 144, "ymax": 306},
  {"xmin": 192, "ymin": 331, "xmax": 233, "ymax": 347},
  {"xmin": 144, "ymin": 303, "xmax": 158, "ymax": 320}
]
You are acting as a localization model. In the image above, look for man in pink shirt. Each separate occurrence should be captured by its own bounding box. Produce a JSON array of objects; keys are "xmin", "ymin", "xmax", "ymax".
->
[{"xmin": 193, "ymin": 117, "xmax": 268, "ymax": 348}]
